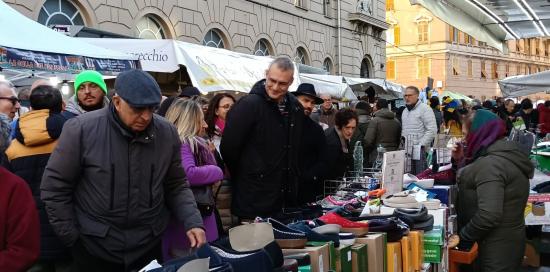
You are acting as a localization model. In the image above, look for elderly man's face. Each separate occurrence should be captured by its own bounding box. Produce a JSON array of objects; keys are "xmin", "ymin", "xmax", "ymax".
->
[
  {"xmin": 321, "ymin": 95, "xmax": 332, "ymax": 110},
  {"xmin": 404, "ymin": 88, "xmax": 419, "ymax": 106},
  {"xmin": 0, "ymin": 84, "xmax": 20, "ymax": 120},
  {"xmin": 113, "ymin": 96, "xmax": 155, "ymax": 132},
  {"xmin": 265, "ymin": 66, "xmax": 293, "ymax": 102}
]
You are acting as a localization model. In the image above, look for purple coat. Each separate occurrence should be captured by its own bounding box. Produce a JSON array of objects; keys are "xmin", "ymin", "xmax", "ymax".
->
[{"xmin": 162, "ymin": 138, "xmax": 223, "ymax": 261}]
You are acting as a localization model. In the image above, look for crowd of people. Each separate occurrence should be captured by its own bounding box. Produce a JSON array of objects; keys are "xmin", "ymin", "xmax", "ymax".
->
[{"xmin": 0, "ymin": 56, "xmax": 541, "ymax": 271}]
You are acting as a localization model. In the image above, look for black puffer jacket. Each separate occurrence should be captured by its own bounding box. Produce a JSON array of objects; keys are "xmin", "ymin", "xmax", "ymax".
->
[
  {"xmin": 4, "ymin": 109, "xmax": 68, "ymax": 261},
  {"xmin": 41, "ymin": 105, "xmax": 203, "ymax": 265},
  {"xmin": 221, "ymin": 80, "xmax": 306, "ymax": 218}
]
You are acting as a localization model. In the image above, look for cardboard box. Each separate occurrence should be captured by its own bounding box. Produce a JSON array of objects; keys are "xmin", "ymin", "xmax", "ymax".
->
[
  {"xmin": 408, "ymin": 231, "xmax": 424, "ymax": 271},
  {"xmin": 424, "ymin": 228, "xmax": 444, "ymax": 264},
  {"xmin": 355, "ymin": 233, "xmax": 386, "ymax": 272},
  {"xmin": 351, "ymin": 244, "xmax": 368, "ymax": 272},
  {"xmin": 335, "ymin": 245, "xmax": 352, "ymax": 272},
  {"xmin": 307, "ymin": 241, "xmax": 336, "ymax": 271},
  {"xmin": 387, "ymin": 242, "xmax": 402, "ymax": 272},
  {"xmin": 401, "ymin": 236, "xmax": 414, "ymax": 272},
  {"xmin": 283, "ymin": 244, "xmax": 330, "ymax": 272}
]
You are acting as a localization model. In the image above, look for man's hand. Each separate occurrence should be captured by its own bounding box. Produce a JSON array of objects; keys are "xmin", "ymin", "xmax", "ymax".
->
[{"xmin": 186, "ymin": 228, "xmax": 206, "ymax": 248}]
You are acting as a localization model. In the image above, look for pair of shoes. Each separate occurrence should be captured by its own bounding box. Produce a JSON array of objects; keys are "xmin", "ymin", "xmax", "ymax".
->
[
  {"xmin": 367, "ymin": 217, "xmax": 410, "ymax": 242},
  {"xmin": 255, "ymin": 218, "xmax": 307, "ymax": 249},
  {"xmin": 382, "ymin": 191, "xmax": 422, "ymax": 209},
  {"xmin": 151, "ymin": 246, "xmax": 234, "ymax": 272},
  {"xmin": 208, "ymin": 238, "xmax": 283, "ymax": 272},
  {"xmin": 318, "ymin": 212, "xmax": 369, "ymax": 236},
  {"xmin": 393, "ymin": 206, "xmax": 434, "ymax": 231},
  {"xmin": 288, "ymin": 221, "xmax": 340, "ymax": 247}
]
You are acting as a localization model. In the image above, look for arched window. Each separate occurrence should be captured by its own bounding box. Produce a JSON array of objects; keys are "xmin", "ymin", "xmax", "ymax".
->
[
  {"xmin": 136, "ymin": 16, "xmax": 166, "ymax": 39},
  {"xmin": 38, "ymin": 0, "xmax": 84, "ymax": 26},
  {"xmin": 360, "ymin": 58, "xmax": 372, "ymax": 78},
  {"xmin": 203, "ymin": 29, "xmax": 225, "ymax": 48},
  {"xmin": 254, "ymin": 39, "xmax": 272, "ymax": 56},
  {"xmin": 295, "ymin": 47, "xmax": 309, "ymax": 65},
  {"xmin": 323, "ymin": 58, "xmax": 333, "ymax": 74}
]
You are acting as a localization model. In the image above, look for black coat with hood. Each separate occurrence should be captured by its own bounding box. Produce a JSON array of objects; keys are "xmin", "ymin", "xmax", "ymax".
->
[
  {"xmin": 456, "ymin": 140, "xmax": 534, "ymax": 271},
  {"xmin": 220, "ymin": 79, "xmax": 306, "ymax": 219},
  {"xmin": 41, "ymin": 105, "xmax": 204, "ymax": 265},
  {"xmin": 4, "ymin": 109, "xmax": 68, "ymax": 261},
  {"xmin": 364, "ymin": 109, "xmax": 402, "ymax": 165}
]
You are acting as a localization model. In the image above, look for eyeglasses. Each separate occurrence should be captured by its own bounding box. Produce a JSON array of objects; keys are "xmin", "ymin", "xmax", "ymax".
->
[
  {"xmin": 0, "ymin": 96, "xmax": 20, "ymax": 106},
  {"xmin": 218, "ymin": 104, "xmax": 233, "ymax": 109}
]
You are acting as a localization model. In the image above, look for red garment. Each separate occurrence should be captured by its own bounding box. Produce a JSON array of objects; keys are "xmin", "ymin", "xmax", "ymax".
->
[
  {"xmin": 0, "ymin": 166, "xmax": 40, "ymax": 271},
  {"xmin": 538, "ymin": 104, "xmax": 550, "ymax": 135}
]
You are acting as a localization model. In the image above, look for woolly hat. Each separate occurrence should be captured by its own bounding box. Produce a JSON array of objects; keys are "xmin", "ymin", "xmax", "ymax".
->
[{"xmin": 74, "ymin": 70, "xmax": 107, "ymax": 96}]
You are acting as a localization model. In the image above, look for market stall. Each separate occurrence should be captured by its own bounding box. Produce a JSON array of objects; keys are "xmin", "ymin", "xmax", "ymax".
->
[
  {"xmin": 499, "ymin": 70, "xmax": 550, "ymax": 98},
  {"xmin": 84, "ymin": 38, "xmax": 300, "ymax": 95},
  {"xmin": 0, "ymin": 0, "xmax": 138, "ymax": 86}
]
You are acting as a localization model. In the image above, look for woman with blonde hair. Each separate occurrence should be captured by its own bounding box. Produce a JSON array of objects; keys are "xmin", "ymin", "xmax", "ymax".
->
[{"xmin": 162, "ymin": 98, "xmax": 223, "ymax": 260}]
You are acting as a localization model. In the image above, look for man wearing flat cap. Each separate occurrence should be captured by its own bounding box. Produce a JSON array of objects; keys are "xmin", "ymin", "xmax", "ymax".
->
[
  {"xmin": 292, "ymin": 83, "xmax": 328, "ymax": 204},
  {"xmin": 41, "ymin": 69, "xmax": 206, "ymax": 271}
]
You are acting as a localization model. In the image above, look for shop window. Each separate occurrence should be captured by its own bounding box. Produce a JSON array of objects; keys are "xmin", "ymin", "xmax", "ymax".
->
[
  {"xmin": 203, "ymin": 29, "xmax": 225, "ymax": 48},
  {"xmin": 38, "ymin": 0, "xmax": 85, "ymax": 26},
  {"xmin": 136, "ymin": 16, "xmax": 166, "ymax": 40},
  {"xmin": 386, "ymin": 59, "xmax": 396, "ymax": 79}
]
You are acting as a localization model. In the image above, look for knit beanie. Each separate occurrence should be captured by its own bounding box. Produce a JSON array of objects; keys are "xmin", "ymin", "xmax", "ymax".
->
[{"xmin": 74, "ymin": 70, "xmax": 108, "ymax": 96}]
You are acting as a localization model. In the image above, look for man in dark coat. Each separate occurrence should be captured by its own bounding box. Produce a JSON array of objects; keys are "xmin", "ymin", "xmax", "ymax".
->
[
  {"xmin": 3, "ymin": 85, "xmax": 70, "ymax": 270},
  {"xmin": 364, "ymin": 99, "xmax": 402, "ymax": 166},
  {"xmin": 221, "ymin": 57, "xmax": 306, "ymax": 220},
  {"xmin": 350, "ymin": 101, "xmax": 372, "ymax": 168},
  {"xmin": 323, "ymin": 109, "xmax": 358, "ymax": 180},
  {"xmin": 41, "ymin": 70, "xmax": 205, "ymax": 272},
  {"xmin": 292, "ymin": 83, "xmax": 326, "ymax": 204}
]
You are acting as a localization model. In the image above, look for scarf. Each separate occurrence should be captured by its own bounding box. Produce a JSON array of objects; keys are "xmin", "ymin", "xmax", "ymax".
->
[
  {"xmin": 215, "ymin": 118, "xmax": 226, "ymax": 135},
  {"xmin": 464, "ymin": 109, "xmax": 506, "ymax": 163},
  {"xmin": 191, "ymin": 136, "xmax": 217, "ymax": 166}
]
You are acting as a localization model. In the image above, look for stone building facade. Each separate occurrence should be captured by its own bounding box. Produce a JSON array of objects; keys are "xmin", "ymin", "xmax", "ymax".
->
[
  {"xmin": 6, "ymin": 0, "xmax": 388, "ymax": 79},
  {"xmin": 386, "ymin": 0, "xmax": 550, "ymax": 99}
]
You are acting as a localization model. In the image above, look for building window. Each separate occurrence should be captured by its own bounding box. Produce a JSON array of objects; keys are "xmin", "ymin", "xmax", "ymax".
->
[
  {"xmin": 479, "ymin": 41, "xmax": 487, "ymax": 47},
  {"xmin": 418, "ymin": 21, "xmax": 429, "ymax": 43},
  {"xmin": 546, "ymin": 40, "xmax": 550, "ymax": 57},
  {"xmin": 492, "ymin": 63, "xmax": 498, "ymax": 79},
  {"xmin": 525, "ymin": 39, "xmax": 531, "ymax": 55},
  {"xmin": 295, "ymin": 47, "xmax": 309, "ymax": 65},
  {"xmin": 481, "ymin": 60, "xmax": 487, "ymax": 79},
  {"xmin": 254, "ymin": 39, "xmax": 271, "ymax": 56},
  {"xmin": 516, "ymin": 41, "xmax": 521, "ymax": 53},
  {"xmin": 203, "ymin": 29, "xmax": 225, "ymax": 48},
  {"xmin": 536, "ymin": 39, "xmax": 542, "ymax": 56},
  {"xmin": 387, "ymin": 0, "xmax": 394, "ymax": 11},
  {"xmin": 452, "ymin": 56, "xmax": 460, "ymax": 76},
  {"xmin": 517, "ymin": 64, "xmax": 522, "ymax": 75},
  {"xmin": 294, "ymin": 0, "xmax": 307, "ymax": 9},
  {"xmin": 394, "ymin": 25, "xmax": 400, "ymax": 46},
  {"xmin": 361, "ymin": 57, "xmax": 373, "ymax": 78},
  {"xmin": 38, "ymin": 0, "xmax": 85, "ymax": 26},
  {"xmin": 323, "ymin": 58, "xmax": 333, "ymax": 74},
  {"xmin": 136, "ymin": 16, "xmax": 166, "ymax": 39},
  {"xmin": 449, "ymin": 26, "xmax": 458, "ymax": 43},
  {"xmin": 323, "ymin": 0, "xmax": 331, "ymax": 16},
  {"xmin": 464, "ymin": 34, "xmax": 471, "ymax": 45},
  {"xmin": 417, "ymin": 57, "xmax": 430, "ymax": 79},
  {"xmin": 467, "ymin": 59, "xmax": 473, "ymax": 78},
  {"xmin": 386, "ymin": 59, "xmax": 396, "ymax": 79},
  {"xmin": 505, "ymin": 64, "xmax": 510, "ymax": 77}
]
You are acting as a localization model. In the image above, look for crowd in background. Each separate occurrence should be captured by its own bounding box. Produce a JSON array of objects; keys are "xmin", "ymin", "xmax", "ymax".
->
[{"xmin": 0, "ymin": 56, "xmax": 543, "ymax": 271}]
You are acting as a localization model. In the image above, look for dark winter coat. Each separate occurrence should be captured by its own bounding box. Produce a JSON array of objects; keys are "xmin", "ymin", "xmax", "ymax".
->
[
  {"xmin": 456, "ymin": 139, "xmax": 534, "ymax": 272},
  {"xmin": 516, "ymin": 109, "xmax": 539, "ymax": 131},
  {"xmin": 432, "ymin": 108, "xmax": 442, "ymax": 133},
  {"xmin": 4, "ymin": 109, "xmax": 68, "ymax": 261},
  {"xmin": 350, "ymin": 110, "xmax": 371, "ymax": 168},
  {"xmin": 323, "ymin": 127, "xmax": 353, "ymax": 180},
  {"xmin": 41, "ymin": 105, "xmax": 204, "ymax": 265},
  {"xmin": 297, "ymin": 116, "xmax": 327, "ymax": 204},
  {"xmin": 220, "ymin": 80, "xmax": 306, "ymax": 219},
  {"xmin": 364, "ymin": 109, "xmax": 402, "ymax": 165}
]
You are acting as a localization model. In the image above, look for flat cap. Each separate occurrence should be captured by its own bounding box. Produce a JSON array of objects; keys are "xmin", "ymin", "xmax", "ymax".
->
[{"xmin": 114, "ymin": 69, "xmax": 161, "ymax": 107}]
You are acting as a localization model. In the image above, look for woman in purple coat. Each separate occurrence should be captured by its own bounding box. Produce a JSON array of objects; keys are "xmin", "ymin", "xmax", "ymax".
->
[{"xmin": 163, "ymin": 98, "xmax": 224, "ymax": 261}]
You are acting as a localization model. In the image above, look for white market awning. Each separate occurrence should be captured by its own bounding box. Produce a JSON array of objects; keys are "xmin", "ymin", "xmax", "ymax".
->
[
  {"xmin": 84, "ymin": 38, "xmax": 301, "ymax": 94},
  {"xmin": 410, "ymin": 0, "xmax": 550, "ymax": 52},
  {"xmin": 299, "ymin": 74, "xmax": 357, "ymax": 101},
  {"xmin": 499, "ymin": 70, "xmax": 550, "ymax": 97},
  {"xmin": 0, "ymin": 1, "xmax": 138, "ymax": 76}
]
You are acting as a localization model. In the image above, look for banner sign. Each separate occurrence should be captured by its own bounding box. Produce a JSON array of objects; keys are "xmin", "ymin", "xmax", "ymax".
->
[{"xmin": 0, "ymin": 46, "xmax": 139, "ymax": 74}]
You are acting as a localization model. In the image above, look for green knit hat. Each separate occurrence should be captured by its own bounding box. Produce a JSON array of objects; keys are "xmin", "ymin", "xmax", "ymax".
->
[{"xmin": 74, "ymin": 70, "xmax": 107, "ymax": 96}]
